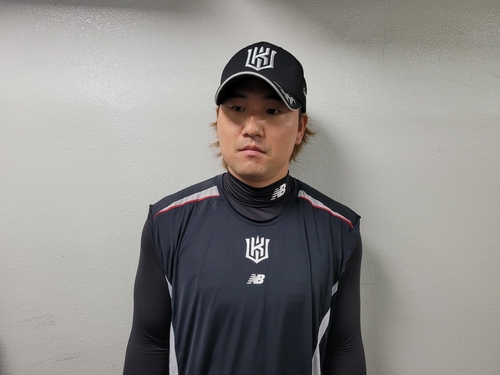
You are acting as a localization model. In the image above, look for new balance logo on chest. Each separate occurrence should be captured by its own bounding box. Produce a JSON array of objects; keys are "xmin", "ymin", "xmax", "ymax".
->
[
  {"xmin": 245, "ymin": 236, "xmax": 270, "ymax": 263},
  {"xmin": 247, "ymin": 274, "xmax": 266, "ymax": 284}
]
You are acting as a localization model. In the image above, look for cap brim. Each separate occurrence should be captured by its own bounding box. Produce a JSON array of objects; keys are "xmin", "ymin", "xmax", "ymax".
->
[{"xmin": 214, "ymin": 72, "xmax": 302, "ymax": 111}]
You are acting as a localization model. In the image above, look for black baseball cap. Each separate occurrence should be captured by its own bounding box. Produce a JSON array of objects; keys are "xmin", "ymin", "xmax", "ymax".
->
[{"xmin": 214, "ymin": 41, "xmax": 307, "ymax": 112}]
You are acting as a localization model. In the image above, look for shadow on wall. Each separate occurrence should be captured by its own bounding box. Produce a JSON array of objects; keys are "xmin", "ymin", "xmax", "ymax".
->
[
  {"xmin": 2, "ymin": 0, "xmax": 207, "ymax": 12},
  {"xmin": 359, "ymin": 244, "xmax": 393, "ymax": 374},
  {"xmin": 263, "ymin": 0, "xmax": 500, "ymax": 51},
  {"xmin": 6, "ymin": 0, "xmax": 499, "ymax": 52}
]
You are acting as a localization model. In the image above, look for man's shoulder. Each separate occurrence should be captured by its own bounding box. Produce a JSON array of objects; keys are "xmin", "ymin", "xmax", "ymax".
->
[
  {"xmin": 151, "ymin": 175, "xmax": 221, "ymax": 219},
  {"xmin": 294, "ymin": 178, "xmax": 360, "ymax": 228}
]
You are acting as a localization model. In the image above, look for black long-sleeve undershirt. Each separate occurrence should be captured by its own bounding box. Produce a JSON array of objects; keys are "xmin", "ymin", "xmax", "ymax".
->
[
  {"xmin": 124, "ymin": 218, "xmax": 170, "ymax": 374},
  {"xmin": 323, "ymin": 236, "xmax": 366, "ymax": 374}
]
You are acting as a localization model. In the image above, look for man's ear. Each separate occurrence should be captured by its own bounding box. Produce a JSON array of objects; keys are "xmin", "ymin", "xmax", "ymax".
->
[{"xmin": 295, "ymin": 113, "xmax": 308, "ymax": 145}]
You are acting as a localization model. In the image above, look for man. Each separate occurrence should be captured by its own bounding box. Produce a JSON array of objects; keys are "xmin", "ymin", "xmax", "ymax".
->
[{"xmin": 124, "ymin": 41, "xmax": 366, "ymax": 375}]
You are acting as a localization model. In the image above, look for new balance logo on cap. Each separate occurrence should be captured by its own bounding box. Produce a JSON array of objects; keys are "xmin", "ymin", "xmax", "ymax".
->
[
  {"xmin": 245, "ymin": 46, "xmax": 277, "ymax": 71},
  {"xmin": 247, "ymin": 274, "xmax": 266, "ymax": 284}
]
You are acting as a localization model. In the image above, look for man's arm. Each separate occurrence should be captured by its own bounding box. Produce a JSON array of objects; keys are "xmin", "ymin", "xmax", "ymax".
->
[
  {"xmin": 123, "ymin": 215, "xmax": 171, "ymax": 374},
  {"xmin": 323, "ymin": 235, "xmax": 366, "ymax": 375}
]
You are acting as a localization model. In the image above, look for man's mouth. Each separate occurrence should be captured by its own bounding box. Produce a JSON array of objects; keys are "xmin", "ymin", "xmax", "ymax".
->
[{"xmin": 240, "ymin": 145, "xmax": 265, "ymax": 154}]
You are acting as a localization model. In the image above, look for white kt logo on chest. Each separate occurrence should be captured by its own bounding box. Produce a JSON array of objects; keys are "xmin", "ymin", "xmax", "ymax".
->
[{"xmin": 245, "ymin": 236, "xmax": 270, "ymax": 263}]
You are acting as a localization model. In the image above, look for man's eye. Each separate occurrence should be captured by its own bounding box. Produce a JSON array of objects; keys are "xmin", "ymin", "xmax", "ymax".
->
[
  {"xmin": 266, "ymin": 109, "xmax": 281, "ymax": 115},
  {"xmin": 231, "ymin": 106, "xmax": 244, "ymax": 112}
]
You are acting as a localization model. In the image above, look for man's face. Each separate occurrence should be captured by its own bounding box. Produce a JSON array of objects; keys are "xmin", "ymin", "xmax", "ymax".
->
[{"xmin": 216, "ymin": 78, "xmax": 308, "ymax": 188}]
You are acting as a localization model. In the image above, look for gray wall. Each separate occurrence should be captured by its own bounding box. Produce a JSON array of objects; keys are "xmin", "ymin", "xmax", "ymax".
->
[{"xmin": 1, "ymin": 0, "xmax": 499, "ymax": 374}]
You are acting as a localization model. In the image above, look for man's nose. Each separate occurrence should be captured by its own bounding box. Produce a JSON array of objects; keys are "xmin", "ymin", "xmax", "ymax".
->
[{"xmin": 242, "ymin": 115, "xmax": 264, "ymax": 137}]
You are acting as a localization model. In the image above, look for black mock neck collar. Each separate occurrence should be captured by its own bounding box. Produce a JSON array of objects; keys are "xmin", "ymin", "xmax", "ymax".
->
[{"xmin": 221, "ymin": 172, "xmax": 295, "ymax": 221}]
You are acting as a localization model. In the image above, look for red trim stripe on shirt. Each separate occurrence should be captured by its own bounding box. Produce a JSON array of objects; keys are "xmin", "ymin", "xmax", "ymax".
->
[
  {"xmin": 297, "ymin": 190, "xmax": 354, "ymax": 229},
  {"xmin": 154, "ymin": 186, "xmax": 220, "ymax": 219}
]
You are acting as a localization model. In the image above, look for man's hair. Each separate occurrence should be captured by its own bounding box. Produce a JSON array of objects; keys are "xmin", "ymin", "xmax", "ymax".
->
[{"xmin": 210, "ymin": 111, "xmax": 314, "ymax": 169}]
